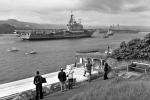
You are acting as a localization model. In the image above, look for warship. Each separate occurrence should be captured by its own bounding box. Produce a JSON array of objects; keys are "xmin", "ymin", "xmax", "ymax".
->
[{"xmin": 18, "ymin": 13, "xmax": 95, "ymax": 40}]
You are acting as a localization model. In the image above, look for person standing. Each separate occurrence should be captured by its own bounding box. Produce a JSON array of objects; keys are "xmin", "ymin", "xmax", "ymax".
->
[
  {"xmin": 67, "ymin": 67, "xmax": 74, "ymax": 89},
  {"xmin": 58, "ymin": 68, "xmax": 67, "ymax": 92},
  {"xmin": 86, "ymin": 58, "xmax": 92, "ymax": 82},
  {"xmin": 83, "ymin": 61, "xmax": 87, "ymax": 76},
  {"xmin": 104, "ymin": 62, "xmax": 109, "ymax": 80},
  {"xmin": 34, "ymin": 71, "xmax": 43, "ymax": 100}
]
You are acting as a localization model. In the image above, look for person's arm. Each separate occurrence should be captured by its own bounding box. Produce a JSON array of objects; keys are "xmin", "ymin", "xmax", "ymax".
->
[
  {"xmin": 34, "ymin": 76, "xmax": 37, "ymax": 85},
  {"xmin": 33, "ymin": 77, "xmax": 35, "ymax": 85},
  {"xmin": 71, "ymin": 70, "xmax": 74, "ymax": 74},
  {"xmin": 64, "ymin": 72, "xmax": 67, "ymax": 78},
  {"xmin": 64, "ymin": 72, "xmax": 67, "ymax": 81},
  {"xmin": 58, "ymin": 72, "xmax": 60, "ymax": 79}
]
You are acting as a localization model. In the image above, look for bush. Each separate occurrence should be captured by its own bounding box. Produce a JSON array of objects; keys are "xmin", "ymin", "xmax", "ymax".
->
[{"xmin": 110, "ymin": 34, "xmax": 150, "ymax": 60}]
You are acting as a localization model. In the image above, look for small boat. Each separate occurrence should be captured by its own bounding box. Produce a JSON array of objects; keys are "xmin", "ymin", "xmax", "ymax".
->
[
  {"xmin": 104, "ymin": 46, "xmax": 113, "ymax": 54},
  {"xmin": 107, "ymin": 29, "xmax": 114, "ymax": 36},
  {"xmin": 25, "ymin": 50, "xmax": 37, "ymax": 55},
  {"xmin": 30, "ymin": 51, "xmax": 37, "ymax": 54},
  {"xmin": 103, "ymin": 35, "xmax": 109, "ymax": 38},
  {"xmin": 104, "ymin": 49, "xmax": 113, "ymax": 54},
  {"xmin": 103, "ymin": 28, "xmax": 114, "ymax": 38},
  {"xmin": 8, "ymin": 47, "xmax": 19, "ymax": 52}
]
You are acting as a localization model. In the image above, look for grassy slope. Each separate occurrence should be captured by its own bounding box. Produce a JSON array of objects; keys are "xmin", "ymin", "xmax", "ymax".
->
[
  {"xmin": 43, "ymin": 69, "xmax": 150, "ymax": 100},
  {"xmin": 70, "ymin": 77, "xmax": 150, "ymax": 100}
]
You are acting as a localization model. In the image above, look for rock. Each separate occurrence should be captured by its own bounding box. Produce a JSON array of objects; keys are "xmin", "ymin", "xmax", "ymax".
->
[
  {"xmin": 43, "ymin": 86, "xmax": 51, "ymax": 95},
  {"xmin": 12, "ymin": 95, "xmax": 23, "ymax": 100}
]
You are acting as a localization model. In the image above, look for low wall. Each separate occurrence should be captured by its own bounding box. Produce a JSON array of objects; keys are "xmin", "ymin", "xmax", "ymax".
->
[{"xmin": 0, "ymin": 66, "xmax": 100, "ymax": 100}]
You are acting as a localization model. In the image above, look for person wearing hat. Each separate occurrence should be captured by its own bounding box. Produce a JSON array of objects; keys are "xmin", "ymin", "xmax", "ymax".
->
[
  {"xmin": 34, "ymin": 71, "xmax": 43, "ymax": 100},
  {"xmin": 58, "ymin": 68, "xmax": 67, "ymax": 92}
]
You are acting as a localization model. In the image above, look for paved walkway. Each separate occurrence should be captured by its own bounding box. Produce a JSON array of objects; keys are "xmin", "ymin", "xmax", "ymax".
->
[{"xmin": 0, "ymin": 67, "xmax": 98, "ymax": 98}]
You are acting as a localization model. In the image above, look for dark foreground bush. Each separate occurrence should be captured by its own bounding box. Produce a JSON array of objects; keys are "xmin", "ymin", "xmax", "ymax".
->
[
  {"xmin": 110, "ymin": 34, "xmax": 150, "ymax": 60},
  {"xmin": 69, "ymin": 78, "xmax": 150, "ymax": 100}
]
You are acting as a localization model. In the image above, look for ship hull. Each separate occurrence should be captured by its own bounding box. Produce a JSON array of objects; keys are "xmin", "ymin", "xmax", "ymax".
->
[{"xmin": 21, "ymin": 30, "xmax": 95, "ymax": 40}]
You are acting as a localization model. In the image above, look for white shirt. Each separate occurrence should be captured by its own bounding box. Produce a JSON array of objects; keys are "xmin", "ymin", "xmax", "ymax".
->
[{"xmin": 67, "ymin": 69, "xmax": 74, "ymax": 79}]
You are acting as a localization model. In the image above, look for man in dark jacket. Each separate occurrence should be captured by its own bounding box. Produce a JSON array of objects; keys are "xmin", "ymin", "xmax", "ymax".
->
[
  {"xmin": 34, "ymin": 71, "xmax": 43, "ymax": 100},
  {"xmin": 58, "ymin": 68, "xmax": 67, "ymax": 92},
  {"xmin": 104, "ymin": 62, "xmax": 109, "ymax": 80}
]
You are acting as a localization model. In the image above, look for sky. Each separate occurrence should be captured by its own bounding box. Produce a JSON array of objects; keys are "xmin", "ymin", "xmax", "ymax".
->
[{"xmin": 0, "ymin": 0, "xmax": 150, "ymax": 26}]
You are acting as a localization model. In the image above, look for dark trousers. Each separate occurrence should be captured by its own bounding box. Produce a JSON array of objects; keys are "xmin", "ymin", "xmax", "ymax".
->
[
  {"xmin": 84, "ymin": 70, "xmax": 92, "ymax": 82},
  {"xmin": 83, "ymin": 70, "xmax": 87, "ymax": 76},
  {"xmin": 68, "ymin": 78, "xmax": 73, "ymax": 89},
  {"xmin": 88, "ymin": 71, "xmax": 91, "ymax": 82},
  {"xmin": 104, "ymin": 71, "xmax": 108, "ymax": 80},
  {"xmin": 36, "ymin": 84, "xmax": 43, "ymax": 100}
]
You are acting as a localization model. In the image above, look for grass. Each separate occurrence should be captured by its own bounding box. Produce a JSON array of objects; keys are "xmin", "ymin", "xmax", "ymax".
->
[{"xmin": 69, "ymin": 77, "xmax": 150, "ymax": 100}]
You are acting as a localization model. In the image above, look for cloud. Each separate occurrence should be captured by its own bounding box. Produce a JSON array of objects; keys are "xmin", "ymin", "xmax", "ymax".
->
[
  {"xmin": 0, "ymin": 0, "xmax": 149, "ymax": 15},
  {"xmin": 0, "ymin": 0, "xmax": 81, "ymax": 12},
  {"xmin": 129, "ymin": 6, "xmax": 149, "ymax": 12},
  {"xmin": 0, "ymin": 0, "xmax": 149, "ymax": 25},
  {"xmin": 80, "ymin": 0, "xmax": 150, "ymax": 13},
  {"xmin": 80, "ymin": 0, "xmax": 124, "ymax": 13}
]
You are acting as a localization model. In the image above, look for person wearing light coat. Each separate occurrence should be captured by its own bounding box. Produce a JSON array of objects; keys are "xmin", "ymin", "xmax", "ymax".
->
[{"xmin": 67, "ymin": 66, "xmax": 74, "ymax": 89}]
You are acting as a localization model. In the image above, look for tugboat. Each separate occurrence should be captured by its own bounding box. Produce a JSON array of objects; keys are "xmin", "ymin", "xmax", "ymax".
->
[
  {"xmin": 103, "ymin": 26, "xmax": 114, "ymax": 38},
  {"xmin": 18, "ymin": 13, "xmax": 95, "ymax": 40},
  {"xmin": 7, "ymin": 47, "xmax": 19, "ymax": 52}
]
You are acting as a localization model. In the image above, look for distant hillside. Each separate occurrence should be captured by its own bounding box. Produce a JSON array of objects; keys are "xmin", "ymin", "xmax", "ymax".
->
[
  {"xmin": 0, "ymin": 24, "xmax": 15, "ymax": 34},
  {"xmin": 0, "ymin": 19, "xmax": 149, "ymax": 34},
  {"xmin": 0, "ymin": 19, "xmax": 66, "ymax": 30},
  {"xmin": 98, "ymin": 25, "xmax": 150, "ymax": 32}
]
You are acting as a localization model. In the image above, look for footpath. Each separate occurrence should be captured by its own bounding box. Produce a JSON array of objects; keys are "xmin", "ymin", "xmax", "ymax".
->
[{"xmin": 0, "ymin": 66, "xmax": 98, "ymax": 99}]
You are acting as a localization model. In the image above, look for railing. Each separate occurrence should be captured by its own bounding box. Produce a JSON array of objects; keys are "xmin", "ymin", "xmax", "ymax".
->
[{"xmin": 127, "ymin": 62, "xmax": 150, "ymax": 73}]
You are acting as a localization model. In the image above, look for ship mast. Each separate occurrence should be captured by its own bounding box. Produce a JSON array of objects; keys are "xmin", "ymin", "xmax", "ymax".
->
[
  {"xmin": 67, "ymin": 11, "xmax": 83, "ymax": 31},
  {"xmin": 69, "ymin": 11, "xmax": 74, "ymax": 26}
]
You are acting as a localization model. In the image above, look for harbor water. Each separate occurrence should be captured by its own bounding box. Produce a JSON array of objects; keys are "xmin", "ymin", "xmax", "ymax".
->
[{"xmin": 0, "ymin": 32, "xmax": 148, "ymax": 84}]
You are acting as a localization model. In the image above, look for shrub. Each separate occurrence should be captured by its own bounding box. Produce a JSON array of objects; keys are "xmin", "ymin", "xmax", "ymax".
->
[{"xmin": 110, "ymin": 34, "xmax": 150, "ymax": 61}]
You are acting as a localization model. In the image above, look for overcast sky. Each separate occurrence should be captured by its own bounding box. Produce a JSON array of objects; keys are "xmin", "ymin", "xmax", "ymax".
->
[{"xmin": 0, "ymin": 0, "xmax": 150, "ymax": 26}]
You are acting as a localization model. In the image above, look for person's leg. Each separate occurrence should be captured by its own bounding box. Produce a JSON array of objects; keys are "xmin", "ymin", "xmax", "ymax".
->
[
  {"xmin": 104, "ymin": 72, "xmax": 108, "ymax": 80},
  {"xmin": 60, "ymin": 82, "xmax": 63, "ymax": 91},
  {"xmin": 83, "ymin": 70, "xmax": 86, "ymax": 76},
  {"xmin": 68, "ymin": 79, "xmax": 71, "ymax": 89},
  {"xmin": 70, "ymin": 78, "xmax": 73, "ymax": 89},
  {"xmin": 36, "ymin": 85, "xmax": 39, "ymax": 100},
  {"xmin": 89, "ymin": 72, "xmax": 91, "ymax": 82},
  {"xmin": 39, "ymin": 84, "xmax": 43, "ymax": 99},
  {"xmin": 104, "ymin": 72, "xmax": 106, "ymax": 80},
  {"xmin": 106, "ymin": 72, "xmax": 108, "ymax": 79},
  {"xmin": 64, "ymin": 81, "xmax": 66, "ymax": 90}
]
